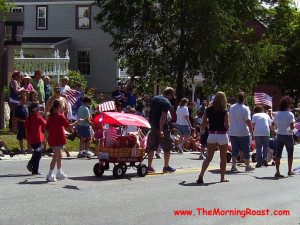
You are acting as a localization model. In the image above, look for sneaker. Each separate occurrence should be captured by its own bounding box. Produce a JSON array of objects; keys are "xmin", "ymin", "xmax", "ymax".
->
[
  {"xmin": 82, "ymin": 152, "xmax": 92, "ymax": 158},
  {"xmin": 56, "ymin": 171, "xmax": 68, "ymax": 180},
  {"xmin": 245, "ymin": 165, "xmax": 255, "ymax": 172},
  {"xmin": 262, "ymin": 160, "xmax": 268, "ymax": 167},
  {"xmin": 26, "ymin": 163, "xmax": 33, "ymax": 172},
  {"xmin": 255, "ymin": 164, "xmax": 261, "ymax": 168},
  {"xmin": 231, "ymin": 166, "xmax": 238, "ymax": 172},
  {"xmin": 199, "ymin": 154, "xmax": 204, "ymax": 160},
  {"xmin": 155, "ymin": 153, "xmax": 161, "ymax": 159},
  {"xmin": 46, "ymin": 174, "xmax": 57, "ymax": 182},
  {"xmin": 77, "ymin": 153, "xmax": 84, "ymax": 158},
  {"xmin": 147, "ymin": 167, "xmax": 156, "ymax": 173},
  {"xmin": 163, "ymin": 166, "xmax": 176, "ymax": 173},
  {"xmin": 32, "ymin": 172, "xmax": 43, "ymax": 175}
]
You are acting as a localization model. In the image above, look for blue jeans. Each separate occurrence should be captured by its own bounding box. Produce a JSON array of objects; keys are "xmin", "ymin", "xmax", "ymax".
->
[
  {"xmin": 254, "ymin": 136, "xmax": 269, "ymax": 165},
  {"xmin": 29, "ymin": 143, "xmax": 42, "ymax": 174},
  {"xmin": 230, "ymin": 136, "xmax": 250, "ymax": 159},
  {"xmin": 276, "ymin": 135, "xmax": 294, "ymax": 159}
]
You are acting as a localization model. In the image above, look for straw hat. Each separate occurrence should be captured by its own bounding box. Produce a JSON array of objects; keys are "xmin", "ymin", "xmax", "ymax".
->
[{"xmin": 23, "ymin": 73, "xmax": 32, "ymax": 80}]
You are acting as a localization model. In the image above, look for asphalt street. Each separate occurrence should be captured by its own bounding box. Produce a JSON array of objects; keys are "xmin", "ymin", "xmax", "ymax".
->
[{"xmin": 1, "ymin": 146, "xmax": 300, "ymax": 225}]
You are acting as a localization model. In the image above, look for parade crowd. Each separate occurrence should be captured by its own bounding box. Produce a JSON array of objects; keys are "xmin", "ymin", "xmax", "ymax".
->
[{"xmin": 0, "ymin": 70, "xmax": 298, "ymax": 183}]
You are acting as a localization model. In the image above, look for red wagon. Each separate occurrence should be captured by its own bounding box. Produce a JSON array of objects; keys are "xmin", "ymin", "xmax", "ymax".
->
[{"xmin": 93, "ymin": 112, "xmax": 150, "ymax": 179}]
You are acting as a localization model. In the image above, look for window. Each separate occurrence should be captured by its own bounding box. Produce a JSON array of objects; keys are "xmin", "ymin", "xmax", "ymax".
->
[
  {"xmin": 76, "ymin": 6, "xmax": 91, "ymax": 29},
  {"xmin": 78, "ymin": 50, "xmax": 91, "ymax": 75},
  {"xmin": 36, "ymin": 6, "xmax": 48, "ymax": 30},
  {"xmin": 10, "ymin": 6, "xmax": 24, "ymax": 13}
]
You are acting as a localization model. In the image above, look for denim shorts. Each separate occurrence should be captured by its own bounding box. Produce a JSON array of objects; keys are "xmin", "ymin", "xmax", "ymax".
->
[
  {"xmin": 276, "ymin": 134, "xmax": 294, "ymax": 159},
  {"xmin": 77, "ymin": 125, "xmax": 92, "ymax": 138},
  {"xmin": 176, "ymin": 124, "xmax": 191, "ymax": 135},
  {"xmin": 207, "ymin": 134, "xmax": 228, "ymax": 145},
  {"xmin": 230, "ymin": 136, "xmax": 251, "ymax": 159}
]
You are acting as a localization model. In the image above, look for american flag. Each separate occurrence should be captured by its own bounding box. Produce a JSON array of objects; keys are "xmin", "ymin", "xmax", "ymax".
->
[
  {"xmin": 66, "ymin": 89, "xmax": 81, "ymax": 105},
  {"xmin": 254, "ymin": 93, "xmax": 273, "ymax": 107},
  {"xmin": 98, "ymin": 101, "xmax": 116, "ymax": 112},
  {"xmin": 111, "ymin": 126, "xmax": 118, "ymax": 141}
]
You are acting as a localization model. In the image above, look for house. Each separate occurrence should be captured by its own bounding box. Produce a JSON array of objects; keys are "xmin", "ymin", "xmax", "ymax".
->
[{"xmin": 12, "ymin": 0, "xmax": 125, "ymax": 98}]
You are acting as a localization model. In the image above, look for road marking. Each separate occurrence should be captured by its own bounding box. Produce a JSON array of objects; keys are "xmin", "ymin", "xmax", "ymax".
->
[{"xmin": 146, "ymin": 159, "xmax": 300, "ymax": 176}]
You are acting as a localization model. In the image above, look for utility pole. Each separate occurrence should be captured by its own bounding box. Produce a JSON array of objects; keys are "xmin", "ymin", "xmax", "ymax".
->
[{"xmin": 0, "ymin": 12, "xmax": 23, "ymax": 129}]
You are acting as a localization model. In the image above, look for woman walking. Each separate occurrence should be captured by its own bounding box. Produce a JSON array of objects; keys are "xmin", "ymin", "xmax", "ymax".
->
[
  {"xmin": 252, "ymin": 105, "xmax": 273, "ymax": 167},
  {"xmin": 176, "ymin": 98, "xmax": 193, "ymax": 153},
  {"xmin": 273, "ymin": 97, "xmax": 295, "ymax": 177},
  {"xmin": 197, "ymin": 92, "xmax": 229, "ymax": 183}
]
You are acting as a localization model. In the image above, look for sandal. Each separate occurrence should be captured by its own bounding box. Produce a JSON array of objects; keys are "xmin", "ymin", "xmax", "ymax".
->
[
  {"xmin": 274, "ymin": 173, "xmax": 284, "ymax": 178},
  {"xmin": 288, "ymin": 171, "xmax": 295, "ymax": 176},
  {"xmin": 221, "ymin": 178, "xmax": 230, "ymax": 182},
  {"xmin": 196, "ymin": 177, "xmax": 203, "ymax": 184}
]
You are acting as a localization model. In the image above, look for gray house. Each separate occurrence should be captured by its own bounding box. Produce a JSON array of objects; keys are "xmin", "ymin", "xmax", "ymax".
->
[{"xmin": 12, "ymin": 0, "xmax": 124, "ymax": 97}]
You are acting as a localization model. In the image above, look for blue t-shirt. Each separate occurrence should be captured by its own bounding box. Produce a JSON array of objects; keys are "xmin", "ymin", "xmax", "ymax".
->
[
  {"xmin": 78, "ymin": 105, "xmax": 90, "ymax": 126},
  {"xmin": 149, "ymin": 95, "xmax": 171, "ymax": 129},
  {"xmin": 15, "ymin": 105, "xmax": 28, "ymax": 130},
  {"xmin": 125, "ymin": 92, "xmax": 137, "ymax": 108},
  {"xmin": 44, "ymin": 84, "xmax": 52, "ymax": 104}
]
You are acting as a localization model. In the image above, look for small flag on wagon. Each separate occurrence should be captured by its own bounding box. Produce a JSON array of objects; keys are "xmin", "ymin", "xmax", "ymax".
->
[
  {"xmin": 66, "ymin": 89, "xmax": 81, "ymax": 105},
  {"xmin": 98, "ymin": 101, "xmax": 116, "ymax": 112},
  {"xmin": 254, "ymin": 93, "xmax": 273, "ymax": 108}
]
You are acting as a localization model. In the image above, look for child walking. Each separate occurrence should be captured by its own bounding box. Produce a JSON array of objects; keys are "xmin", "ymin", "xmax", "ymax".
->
[
  {"xmin": 24, "ymin": 102, "xmax": 46, "ymax": 175},
  {"xmin": 93, "ymin": 111, "xmax": 105, "ymax": 150},
  {"xmin": 45, "ymin": 99, "xmax": 83, "ymax": 182},
  {"xmin": 15, "ymin": 95, "xmax": 29, "ymax": 153},
  {"xmin": 77, "ymin": 97, "xmax": 93, "ymax": 158}
]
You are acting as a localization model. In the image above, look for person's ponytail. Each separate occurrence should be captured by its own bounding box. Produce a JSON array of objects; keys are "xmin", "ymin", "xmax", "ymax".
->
[{"xmin": 49, "ymin": 99, "xmax": 62, "ymax": 116}]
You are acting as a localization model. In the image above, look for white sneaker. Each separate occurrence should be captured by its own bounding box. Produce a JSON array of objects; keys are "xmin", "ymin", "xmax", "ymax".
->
[
  {"xmin": 46, "ymin": 174, "xmax": 57, "ymax": 182},
  {"xmin": 178, "ymin": 144, "xmax": 184, "ymax": 153},
  {"xmin": 56, "ymin": 171, "xmax": 68, "ymax": 179}
]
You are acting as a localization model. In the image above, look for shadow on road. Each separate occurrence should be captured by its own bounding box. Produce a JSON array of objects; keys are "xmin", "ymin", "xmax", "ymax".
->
[
  {"xmin": 63, "ymin": 185, "xmax": 80, "ymax": 190},
  {"xmin": 253, "ymin": 176, "xmax": 287, "ymax": 180},
  {"xmin": 18, "ymin": 180, "xmax": 48, "ymax": 185},
  {"xmin": 0, "ymin": 174, "xmax": 31, "ymax": 178},
  {"xmin": 179, "ymin": 181, "xmax": 219, "ymax": 187},
  {"xmin": 69, "ymin": 174, "xmax": 137, "ymax": 182},
  {"xmin": 208, "ymin": 169, "xmax": 248, "ymax": 175}
]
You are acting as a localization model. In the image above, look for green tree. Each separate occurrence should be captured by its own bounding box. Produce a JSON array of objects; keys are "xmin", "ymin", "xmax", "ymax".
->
[
  {"xmin": 261, "ymin": 0, "xmax": 300, "ymax": 105},
  {"xmin": 0, "ymin": 0, "xmax": 12, "ymax": 13},
  {"xmin": 95, "ymin": 0, "xmax": 279, "ymax": 100}
]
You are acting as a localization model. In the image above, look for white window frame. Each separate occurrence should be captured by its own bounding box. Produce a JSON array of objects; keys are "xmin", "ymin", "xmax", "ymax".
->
[
  {"xmin": 77, "ymin": 49, "xmax": 91, "ymax": 76},
  {"xmin": 36, "ymin": 6, "xmax": 48, "ymax": 30},
  {"xmin": 10, "ymin": 6, "xmax": 24, "ymax": 13}
]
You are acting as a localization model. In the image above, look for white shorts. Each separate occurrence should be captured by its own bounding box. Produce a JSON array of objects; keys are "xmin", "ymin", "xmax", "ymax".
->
[{"xmin": 207, "ymin": 134, "xmax": 228, "ymax": 145}]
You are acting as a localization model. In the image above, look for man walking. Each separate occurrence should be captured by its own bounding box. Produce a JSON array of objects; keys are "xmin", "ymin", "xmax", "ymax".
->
[
  {"xmin": 147, "ymin": 87, "xmax": 176, "ymax": 173},
  {"xmin": 229, "ymin": 92, "xmax": 255, "ymax": 172}
]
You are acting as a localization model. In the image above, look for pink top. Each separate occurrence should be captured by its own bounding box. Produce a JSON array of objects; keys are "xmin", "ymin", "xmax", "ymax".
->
[{"xmin": 22, "ymin": 83, "xmax": 34, "ymax": 91}]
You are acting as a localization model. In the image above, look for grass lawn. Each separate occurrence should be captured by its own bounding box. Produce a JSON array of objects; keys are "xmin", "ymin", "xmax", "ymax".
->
[{"xmin": 0, "ymin": 128, "xmax": 95, "ymax": 152}]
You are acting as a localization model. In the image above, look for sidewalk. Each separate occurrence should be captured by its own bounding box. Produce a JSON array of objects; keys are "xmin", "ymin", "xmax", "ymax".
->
[{"xmin": 0, "ymin": 151, "xmax": 80, "ymax": 160}]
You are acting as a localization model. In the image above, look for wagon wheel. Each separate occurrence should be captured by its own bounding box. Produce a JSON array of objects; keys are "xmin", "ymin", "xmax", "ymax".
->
[
  {"xmin": 93, "ymin": 163, "xmax": 104, "ymax": 177},
  {"xmin": 137, "ymin": 164, "xmax": 147, "ymax": 177},
  {"xmin": 118, "ymin": 163, "xmax": 127, "ymax": 174},
  {"xmin": 113, "ymin": 164, "xmax": 124, "ymax": 179},
  {"xmin": 226, "ymin": 153, "xmax": 232, "ymax": 163},
  {"xmin": 252, "ymin": 153, "xmax": 257, "ymax": 163}
]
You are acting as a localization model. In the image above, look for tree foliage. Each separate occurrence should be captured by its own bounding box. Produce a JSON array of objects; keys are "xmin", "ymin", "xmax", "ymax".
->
[
  {"xmin": 0, "ymin": 0, "xmax": 12, "ymax": 13},
  {"xmin": 95, "ymin": 0, "xmax": 280, "ymax": 99},
  {"xmin": 261, "ymin": 0, "xmax": 300, "ymax": 104}
]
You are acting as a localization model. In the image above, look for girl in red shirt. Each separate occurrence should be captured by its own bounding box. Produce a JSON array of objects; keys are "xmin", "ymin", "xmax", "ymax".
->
[
  {"xmin": 45, "ymin": 99, "xmax": 82, "ymax": 182},
  {"xmin": 24, "ymin": 102, "xmax": 47, "ymax": 175}
]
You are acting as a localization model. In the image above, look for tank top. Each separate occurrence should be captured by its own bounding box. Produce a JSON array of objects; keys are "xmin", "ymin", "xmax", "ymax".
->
[
  {"xmin": 206, "ymin": 106, "xmax": 227, "ymax": 132},
  {"xmin": 9, "ymin": 81, "xmax": 21, "ymax": 102}
]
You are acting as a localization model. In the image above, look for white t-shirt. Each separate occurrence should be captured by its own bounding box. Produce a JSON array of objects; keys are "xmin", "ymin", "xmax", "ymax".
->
[
  {"xmin": 60, "ymin": 85, "xmax": 70, "ymax": 95},
  {"xmin": 229, "ymin": 103, "xmax": 251, "ymax": 136},
  {"xmin": 176, "ymin": 106, "xmax": 189, "ymax": 125},
  {"xmin": 274, "ymin": 111, "xmax": 295, "ymax": 135},
  {"xmin": 252, "ymin": 113, "xmax": 272, "ymax": 136}
]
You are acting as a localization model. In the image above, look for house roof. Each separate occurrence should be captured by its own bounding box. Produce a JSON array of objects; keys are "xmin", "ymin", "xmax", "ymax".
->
[{"xmin": 22, "ymin": 37, "xmax": 71, "ymax": 48}]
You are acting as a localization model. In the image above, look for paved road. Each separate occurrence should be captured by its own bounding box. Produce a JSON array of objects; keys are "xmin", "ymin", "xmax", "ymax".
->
[{"xmin": 1, "ymin": 146, "xmax": 300, "ymax": 225}]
